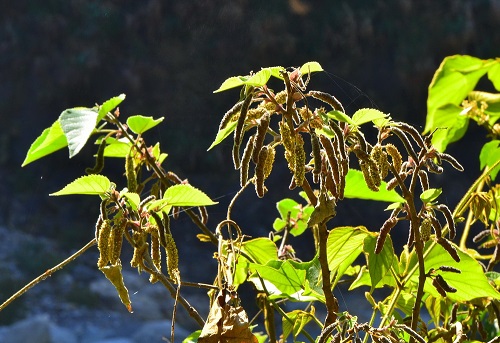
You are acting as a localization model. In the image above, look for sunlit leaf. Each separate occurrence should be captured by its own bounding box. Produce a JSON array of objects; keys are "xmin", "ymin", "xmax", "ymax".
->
[
  {"xmin": 59, "ymin": 107, "xmax": 98, "ymax": 158},
  {"xmin": 479, "ymin": 140, "xmax": 500, "ymax": 181},
  {"xmin": 182, "ymin": 330, "xmax": 201, "ymax": 343},
  {"xmin": 282, "ymin": 308, "xmax": 314, "ymax": 341},
  {"xmin": 213, "ymin": 76, "xmax": 247, "ymax": 93},
  {"xmin": 420, "ymin": 188, "xmax": 442, "ymax": 203},
  {"xmin": 488, "ymin": 62, "xmax": 500, "ymax": 91},
  {"xmin": 324, "ymin": 110, "xmax": 356, "ymax": 126},
  {"xmin": 364, "ymin": 234, "xmax": 395, "ymax": 291},
  {"xmin": 208, "ymin": 120, "xmax": 237, "ymax": 151},
  {"xmin": 164, "ymin": 184, "xmax": 217, "ymax": 207},
  {"xmin": 408, "ymin": 241, "xmax": 500, "ymax": 301},
  {"xmin": 50, "ymin": 174, "xmax": 111, "ymax": 196},
  {"xmin": 98, "ymin": 94, "xmax": 126, "ymax": 121},
  {"xmin": 122, "ymin": 192, "xmax": 140, "ymax": 210},
  {"xmin": 429, "ymin": 104, "xmax": 468, "ymax": 152},
  {"xmin": 344, "ymin": 169, "xmax": 405, "ymax": 203},
  {"xmin": 300, "ymin": 61, "xmax": 323, "ymax": 74},
  {"xmin": 240, "ymin": 238, "xmax": 278, "ymax": 265},
  {"xmin": 245, "ymin": 68, "xmax": 272, "ymax": 86},
  {"xmin": 103, "ymin": 139, "xmax": 132, "ymax": 158},
  {"xmin": 352, "ymin": 108, "xmax": 388, "ymax": 126},
  {"xmin": 22, "ymin": 120, "xmax": 68, "ymax": 166},
  {"xmin": 126, "ymin": 115, "xmax": 164, "ymax": 134},
  {"xmin": 327, "ymin": 226, "xmax": 370, "ymax": 287}
]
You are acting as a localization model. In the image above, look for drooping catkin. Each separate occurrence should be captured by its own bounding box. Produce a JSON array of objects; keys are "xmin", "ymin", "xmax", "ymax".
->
[
  {"xmin": 436, "ymin": 204, "xmax": 456, "ymax": 240},
  {"xmin": 240, "ymin": 135, "xmax": 255, "ymax": 186},
  {"xmin": 165, "ymin": 233, "xmax": 179, "ymax": 282},
  {"xmin": 97, "ymin": 219, "xmax": 112, "ymax": 268},
  {"xmin": 396, "ymin": 122, "xmax": 425, "ymax": 148},
  {"xmin": 218, "ymin": 101, "xmax": 243, "ymax": 131},
  {"xmin": 125, "ymin": 151, "xmax": 138, "ymax": 193},
  {"xmin": 385, "ymin": 144, "xmax": 402, "ymax": 173},
  {"xmin": 252, "ymin": 113, "xmax": 270, "ymax": 163},
  {"xmin": 255, "ymin": 146, "xmax": 269, "ymax": 198},
  {"xmin": 109, "ymin": 219, "xmax": 125, "ymax": 265},
  {"xmin": 375, "ymin": 217, "xmax": 398, "ymax": 254},
  {"xmin": 437, "ymin": 237, "xmax": 460, "ymax": 262},
  {"xmin": 439, "ymin": 153, "xmax": 464, "ymax": 171},
  {"xmin": 391, "ymin": 127, "xmax": 418, "ymax": 162},
  {"xmin": 371, "ymin": 144, "xmax": 388, "ymax": 179},
  {"xmin": 319, "ymin": 135, "xmax": 341, "ymax": 191},
  {"xmin": 263, "ymin": 145, "xmax": 275, "ymax": 179},
  {"xmin": 149, "ymin": 232, "xmax": 161, "ymax": 283},
  {"xmin": 308, "ymin": 90, "xmax": 345, "ymax": 112},
  {"xmin": 360, "ymin": 160, "xmax": 379, "ymax": 192},
  {"xmin": 311, "ymin": 133, "xmax": 322, "ymax": 177},
  {"xmin": 233, "ymin": 87, "xmax": 254, "ymax": 169},
  {"xmin": 419, "ymin": 218, "xmax": 432, "ymax": 242},
  {"xmin": 279, "ymin": 120, "xmax": 295, "ymax": 170},
  {"xmin": 418, "ymin": 170, "xmax": 429, "ymax": 191},
  {"xmin": 294, "ymin": 134, "xmax": 306, "ymax": 186},
  {"xmin": 329, "ymin": 120, "xmax": 347, "ymax": 161},
  {"xmin": 434, "ymin": 274, "xmax": 457, "ymax": 293},
  {"xmin": 86, "ymin": 138, "xmax": 106, "ymax": 174}
]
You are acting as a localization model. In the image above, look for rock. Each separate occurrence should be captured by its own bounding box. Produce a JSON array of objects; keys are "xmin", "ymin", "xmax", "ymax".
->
[
  {"xmin": 132, "ymin": 320, "xmax": 190, "ymax": 343},
  {"xmin": 0, "ymin": 314, "xmax": 77, "ymax": 343}
]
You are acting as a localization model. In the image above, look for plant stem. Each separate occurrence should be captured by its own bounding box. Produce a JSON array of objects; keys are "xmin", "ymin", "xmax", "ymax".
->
[{"xmin": 0, "ymin": 238, "xmax": 97, "ymax": 312}]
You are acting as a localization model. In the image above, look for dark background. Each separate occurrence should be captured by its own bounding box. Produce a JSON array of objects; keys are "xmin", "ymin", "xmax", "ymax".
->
[{"xmin": 0, "ymin": 0, "xmax": 499, "ymax": 329}]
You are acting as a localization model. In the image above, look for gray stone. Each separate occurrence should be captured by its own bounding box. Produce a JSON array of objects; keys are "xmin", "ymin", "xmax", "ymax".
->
[{"xmin": 0, "ymin": 314, "xmax": 77, "ymax": 343}]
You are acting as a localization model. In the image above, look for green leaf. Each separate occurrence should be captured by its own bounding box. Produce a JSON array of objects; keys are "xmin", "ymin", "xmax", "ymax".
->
[
  {"xmin": 121, "ymin": 192, "xmax": 140, "ymax": 210},
  {"xmin": 344, "ymin": 169, "xmax": 405, "ymax": 203},
  {"xmin": 50, "ymin": 175, "xmax": 111, "ymax": 196},
  {"xmin": 488, "ymin": 62, "xmax": 500, "ymax": 91},
  {"xmin": 213, "ymin": 76, "xmax": 246, "ymax": 93},
  {"xmin": 324, "ymin": 110, "xmax": 356, "ymax": 126},
  {"xmin": 59, "ymin": 108, "xmax": 98, "ymax": 158},
  {"xmin": 409, "ymin": 241, "xmax": 500, "ymax": 301},
  {"xmin": 282, "ymin": 308, "xmax": 314, "ymax": 341},
  {"xmin": 182, "ymin": 330, "xmax": 201, "ymax": 343},
  {"xmin": 126, "ymin": 115, "xmax": 164, "ymax": 134},
  {"xmin": 425, "ymin": 55, "xmax": 494, "ymax": 137},
  {"xmin": 240, "ymin": 238, "xmax": 278, "ymax": 265},
  {"xmin": 479, "ymin": 140, "xmax": 500, "ymax": 181},
  {"xmin": 327, "ymin": 226, "xmax": 370, "ymax": 287},
  {"xmin": 98, "ymin": 94, "xmax": 126, "ymax": 121},
  {"xmin": 352, "ymin": 108, "xmax": 388, "ymax": 126},
  {"xmin": 300, "ymin": 61, "xmax": 323, "ymax": 74},
  {"xmin": 420, "ymin": 188, "xmax": 442, "ymax": 203},
  {"xmin": 163, "ymin": 184, "xmax": 217, "ymax": 207},
  {"xmin": 249, "ymin": 260, "xmax": 307, "ymax": 298},
  {"xmin": 273, "ymin": 198, "xmax": 312, "ymax": 236},
  {"xmin": 208, "ymin": 120, "xmax": 237, "ymax": 151},
  {"xmin": 364, "ymin": 234, "xmax": 395, "ymax": 291},
  {"xmin": 103, "ymin": 139, "xmax": 132, "ymax": 158},
  {"xmin": 245, "ymin": 68, "xmax": 272, "ymax": 86},
  {"xmin": 429, "ymin": 104, "xmax": 469, "ymax": 152},
  {"xmin": 22, "ymin": 120, "xmax": 68, "ymax": 166}
]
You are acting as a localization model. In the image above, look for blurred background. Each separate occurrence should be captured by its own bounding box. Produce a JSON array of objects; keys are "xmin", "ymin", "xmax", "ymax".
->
[{"xmin": 0, "ymin": 0, "xmax": 499, "ymax": 342}]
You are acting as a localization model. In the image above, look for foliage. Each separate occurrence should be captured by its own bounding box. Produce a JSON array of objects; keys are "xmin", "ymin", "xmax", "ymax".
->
[{"xmin": 3, "ymin": 56, "xmax": 500, "ymax": 342}]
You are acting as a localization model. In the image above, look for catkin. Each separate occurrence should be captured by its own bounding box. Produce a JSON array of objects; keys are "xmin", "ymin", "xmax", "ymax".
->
[
  {"xmin": 218, "ymin": 101, "xmax": 243, "ymax": 131},
  {"xmin": 97, "ymin": 219, "xmax": 112, "ymax": 268},
  {"xmin": 165, "ymin": 233, "xmax": 179, "ymax": 282},
  {"xmin": 437, "ymin": 204, "xmax": 456, "ymax": 240},
  {"xmin": 294, "ymin": 134, "xmax": 306, "ymax": 186},
  {"xmin": 263, "ymin": 145, "xmax": 275, "ymax": 179},
  {"xmin": 308, "ymin": 90, "xmax": 345, "ymax": 112},
  {"xmin": 311, "ymin": 133, "xmax": 322, "ymax": 177},
  {"xmin": 360, "ymin": 161, "xmax": 379, "ymax": 192},
  {"xmin": 319, "ymin": 135, "xmax": 341, "ymax": 190},
  {"xmin": 385, "ymin": 144, "xmax": 402, "ymax": 173},
  {"xmin": 434, "ymin": 274, "xmax": 457, "ymax": 293},
  {"xmin": 240, "ymin": 135, "xmax": 255, "ymax": 186},
  {"xmin": 109, "ymin": 219, "xmax": 125, "ymax": 265},
  {"xmin": 438, "ymin": 266, "xmax": 461, "ymax": 273},
  {"xmin": 233, "ymin": 87, "xmax": 254, "ymax": 169},
  {"xmin": 125, "ymin": 152, "xmax": 138, "ymax": 193},
  {"xmin": 86, "ymin": 138, "xmax": 106, "ymax": 174},
  {"xmin": 437, "ymin": 237, "xmax": 460, "ymax": 262},
  {"xmin": 255, "ymin": 146, "xmax": 269, "ymax": 198},
  {"xmin": 418, "ymin": 170, "xmax": 429, "ymax": 191},
  {"xmin": 371, "ymin": 144, "xmax": 389, "ymax": 179},
  {"xmin": 391, "ymin": 128, "xmax": 418, "ymax": 163},
  {"xmin": 252, "ymin": 113, "xmax": 270, "ymax": 163},
  {"xmin": 149, "ymin": 232, "xmax": 161, "ymax": 283},
  {"xmin": 375, "ymin": 217, "xmax": 398, "ymax": 253},
  {"xmin": 419, "ymin": 218, "xmax": 432, "ymax": 242},
  {"xmin": 396, "ymin": 122, "xmax": 425, "ymax": 148},
  {"xmin": 439, "ymin": 153, "xmax": 464, "ymax": 171}
]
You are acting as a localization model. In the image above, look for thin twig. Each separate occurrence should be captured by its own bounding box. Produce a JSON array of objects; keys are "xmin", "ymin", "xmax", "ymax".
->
[{"xmin": 0, "ymin": 238, "xmax": 97, "ymax": 312}]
